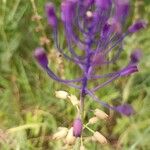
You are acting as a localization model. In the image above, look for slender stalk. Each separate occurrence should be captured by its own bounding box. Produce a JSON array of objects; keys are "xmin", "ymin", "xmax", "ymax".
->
[
  {"xmin": 80, "ymin": 94, "xmax": 85, "ymax": 120},
  {"xmin": 30, "ymin": 0, "xmax": 50, "ymax": 50},
  {"xmin": 83, "ymin": 124, "xmax": 95, "ymax": 134}
]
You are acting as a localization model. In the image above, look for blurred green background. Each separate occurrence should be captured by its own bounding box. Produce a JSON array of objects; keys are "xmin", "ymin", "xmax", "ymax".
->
[{"xmin": 0, "ymin": 0, "xmax": 150, "ymax": 149}]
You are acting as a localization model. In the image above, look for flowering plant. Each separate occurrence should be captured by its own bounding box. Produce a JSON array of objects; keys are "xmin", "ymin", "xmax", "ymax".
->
[{"xmin": 34, "ymin": 0, "xmax": 146, "ymax": 147}]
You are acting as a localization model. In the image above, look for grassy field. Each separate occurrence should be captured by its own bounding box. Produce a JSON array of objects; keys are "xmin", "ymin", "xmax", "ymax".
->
[{"xmin": 0, "ymin": 0, "xmax": 150, "ymax": 149}]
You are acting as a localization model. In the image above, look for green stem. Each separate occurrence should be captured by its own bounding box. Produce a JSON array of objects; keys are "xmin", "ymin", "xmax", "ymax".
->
[{"xmin": 84, "ymin": 124, "xmax": 95, "ymax": 134}]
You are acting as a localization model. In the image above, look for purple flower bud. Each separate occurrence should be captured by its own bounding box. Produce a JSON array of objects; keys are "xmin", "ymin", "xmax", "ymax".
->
[
  {"xmin": 73, "ymin": 118, "xmax": 82, "ymax": 137},
  {"xmin": 34, "ymin": 47, "xmax": 48, "ymax": 68},
  {"xmin": 95, "ymin": 0, "xmax": 112, "ymax": 10},
  {"xmin": 130, "ymin": 49, "xmax": 142, "ymax": 64},
  {"xmin": 114, "ymin": 0, "xmax": 130, "ymax": 22},
  {"xmin": 45, "ymin": 3, "xmax": 57, "ymax": 27},
  {"xmin": 128, "ymin": 20, "xmax": 147, "ymax": 33},
  {"xmin": 116, "ymin": 104, "xmax": 134, "ymax": 116},
  {"xmin": 61, "ymin": 0, "xmax": 77, "ymax": 23},
  {"xmin": 120, "ymin": 65, "xmax": 138, "ymax": 76}
]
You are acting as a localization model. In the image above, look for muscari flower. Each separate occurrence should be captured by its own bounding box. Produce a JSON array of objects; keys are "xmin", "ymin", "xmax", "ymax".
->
[{"xmin": 34, "ymin": 0, "xmax": 146, "ymax": 116}]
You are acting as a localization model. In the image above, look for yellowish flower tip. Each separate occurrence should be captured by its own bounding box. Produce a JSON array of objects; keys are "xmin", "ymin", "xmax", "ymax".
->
[
  {"xmin": 94, "ymin": 109, "xmax": 109, "ymax": 120},
  {"xmin": 93, "ymin": 131, "xmax": 108, "ymax": 144},
  {"xmin": 86, "ymin": 10, "xmax": 93, "ymax": 18},
  {"xmin": 53, "ymin": 127, "xmax": 68, "ymax": 140},
  {"xmin": 68, "ymin": 94, "xmax": 79, "ymax": 106},
  {"xmin": 55, "ymin": 91, "xmax": 68, "ymax": 99},
  {"xmin": 80, "ymin": 145, "xmax": 86, "ymax": 150},
  {"xmin": 65, "ymin": 127, "xmax": 76, "ymax": 145},
  {"xmin": 88, "ymin": 117, "xmax": 99, "ymax": 124}
]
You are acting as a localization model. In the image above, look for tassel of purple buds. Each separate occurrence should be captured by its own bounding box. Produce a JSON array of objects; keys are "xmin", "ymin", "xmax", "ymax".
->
[
  {"xmin": 34, "ymin": 0, "xmax": 146, "ymax": 117},
  {"xmin": 45, "ymin": 3, "xmax": 57, "ymax": 27}
]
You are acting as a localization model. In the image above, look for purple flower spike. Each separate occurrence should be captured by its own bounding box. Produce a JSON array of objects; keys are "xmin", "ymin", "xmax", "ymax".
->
[
  {"xmin": 130, "ymin": 49, "xmax": 142, "ymax": 64},
  {"xmin": 45, "ymin": 3, "xmax": 57, "ymax": 27},
  {"xmin": 116, "ymin": 104, "xmax": 134, "ymax": 116},
  {"xmin": 128, "ymin": 20, "xmax": 147, "ymax": 33},
  {"xmin": 120, "ymin": 65, "xmax": 138, "ymax": 76},
  {"xmin": 73, "ymin": 118, "xmax": 83, "ymax": 137},
  {"xmin": 34, "ymin": 47, "xmax": 48, "ymax": 68}
]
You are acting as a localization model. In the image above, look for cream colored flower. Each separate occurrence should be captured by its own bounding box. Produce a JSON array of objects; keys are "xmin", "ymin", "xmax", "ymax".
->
[
  {"xmin": 80, "ymin": 145, "xmax": 86, "ymax": 150},
  {"xmin": 88, "ymin": 117, "xmax": 99, "ymax": 124},
  {"xmin": 94, "ymin": 109, "xmax": 109, "ymax": 120},
  {"xmin": 55, "ymin": 91, "xmax": 68, "ymax": 99},
  {"xmin": 93, "ymin": 131, "xmax": 107, "ymax": 144},
  {"xmin": 68, "ymin": 94, "xmax": 79, "ymax": 106},
  {"xmin": 53, "ymin": 127, "xmax": 68, "ymax": 140},
  {"xmin": 65, "ymin": 127, "xmax": 76, "ymax": 145}
]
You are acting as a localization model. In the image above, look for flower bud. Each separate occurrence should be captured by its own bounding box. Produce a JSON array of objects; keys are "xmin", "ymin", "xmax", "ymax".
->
[
  {"xmin": 55, "ymin": 91, "xmax": 68, "ymax": 99},
  {"xmin": 114, "ymin": 0, "xmax": 130, "ymax": 22},
  {"xmin": 73, "ymin": 118, "xmax": 82, "ymax": 137},
  {"xmin": 116, "ymin": 104, "xmax": 134, "ymax": 116},
  {"xmin": 93, "ymin": 131, "xmax": 107, "ymax": 144},
  {"xmin": 53, "ymin": 127, "xmax": 68, "ymax": 140},
  {"xmin": 128, "ymin": 20, "xmax": 147, "ymax": 33},
  {"xmin": 120, "ymin": 65, "xmax": 138, "ymax": 76},
  {"xmin": 34, "ymin": 47, "xmax": 48, "ymax": 68},
  {"xmin": 88, "ymin": 117, "xmax": 99, "ymax": 124},
  {"xmin": 94, "ymin": 109, "xmax": 109, "ymax": 120},
  {"xmin": 130, "ymin": 49, "xmax": 142, "ymax": 64},
  {"xmin": 68, "ymin": 95, "xmax": 79, "ymax": 106},
  {"xmin": 61, "ymin": 0, "xmax": 76, "ymax": 23},
  {"xmin": 65, "ymin": 127, "xmax": 76, "ymax": 145},
  {"xmin": 45, "ymin": 3, "xmax": 57, "ymax": 27}
]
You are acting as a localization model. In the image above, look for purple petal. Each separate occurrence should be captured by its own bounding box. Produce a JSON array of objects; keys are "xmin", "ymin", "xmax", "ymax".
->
[
  {"xmin": 128, "ymin": 20, "xmax": 147, "ymax": 33},
  {"xmin": 73, "ymin": 118, "xmax": 83, "ymax": 137},
  {"xmin": 34, "ymin": 47, "xmax": 48, "ymax": 68},
  {"xmin": 45, "ymin": 3, "xmax": 57, "ymax": 27},
  {"xmin": 115, "ymin": 104, "xmax": 134, "ymax": 116}
]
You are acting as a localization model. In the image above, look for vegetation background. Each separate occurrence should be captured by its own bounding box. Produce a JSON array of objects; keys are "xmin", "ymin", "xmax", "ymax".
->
[{"xmin": 0, "ymin": 0, "xmax": 150, "ymax": 149}]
